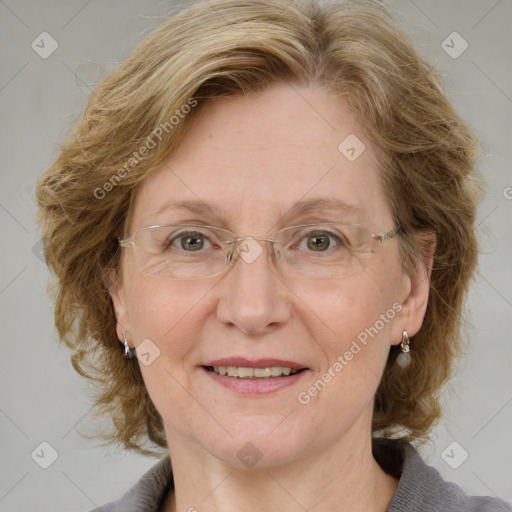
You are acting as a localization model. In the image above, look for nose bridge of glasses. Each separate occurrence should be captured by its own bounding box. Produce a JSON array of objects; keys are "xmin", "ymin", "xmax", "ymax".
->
[
  {"xmin": 227, "ymin": 236, "xmax": 280, "ymax": 265},
  {"xmin": 231, "ymin": 236, "xmax": 279, "ymax": 244}
]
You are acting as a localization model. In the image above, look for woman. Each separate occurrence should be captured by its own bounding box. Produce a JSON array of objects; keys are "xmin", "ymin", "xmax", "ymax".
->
[{"xmin": 35, "ymin": 0, "xmax": 511, "ymax": 510}]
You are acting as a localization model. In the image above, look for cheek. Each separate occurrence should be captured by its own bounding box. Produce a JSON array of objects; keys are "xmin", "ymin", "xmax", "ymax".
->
[
  {"xmin": 288, "ymin": 275, "xmax": 397, "ymax": 445},
  {"xmin": 125, "ymin": 278, "xmax": 211, "ymax": 430},
  {"xmin": 126, "ymin": 277, "xmax": 205, "ymax": 360},
  {"xmin": 304, "ymin": 271, "xmax": 393, "ymax": 349},
  {"xmin": 298, "ymin": 271, "xmax": 397, "ymax": 394}
]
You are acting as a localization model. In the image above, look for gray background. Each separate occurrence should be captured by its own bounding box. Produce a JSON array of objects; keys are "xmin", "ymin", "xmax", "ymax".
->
[{"xmin": 0, "ymin": 0, "xmax": 511, "ymax": 510}]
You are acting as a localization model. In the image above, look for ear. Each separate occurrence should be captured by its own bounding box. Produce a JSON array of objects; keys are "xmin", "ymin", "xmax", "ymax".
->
[
  {"xmin": 108, "ymin": 269, "xmax": 132, "ymax": 344},
  {"xmin": 391, "ymin": 230, "xmax": 436, "ymax": 345}
]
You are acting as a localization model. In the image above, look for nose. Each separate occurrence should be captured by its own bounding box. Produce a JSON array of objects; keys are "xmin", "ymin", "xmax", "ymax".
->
[{"xmin": 215, "ymin": 237, "xmax": 291, "ymax": 335}]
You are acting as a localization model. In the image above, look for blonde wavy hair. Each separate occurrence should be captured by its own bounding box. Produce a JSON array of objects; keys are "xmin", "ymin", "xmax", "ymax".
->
[{"xmin": 36, "ymin": 0, "xmax": 484, "ymax": 456}]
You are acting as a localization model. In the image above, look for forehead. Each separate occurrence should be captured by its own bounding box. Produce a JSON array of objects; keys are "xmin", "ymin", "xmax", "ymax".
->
[{"xmin": 130, "ymin": 83, "xmax": 393, "ymax": 232}]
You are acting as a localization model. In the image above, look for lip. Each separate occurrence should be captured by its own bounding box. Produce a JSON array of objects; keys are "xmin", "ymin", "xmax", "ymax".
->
[
  {"xmin": 201, "ymin": 366, "xmax": 309, "ymax": 395},
  {"xmin": 203, "ymin": 357, "xmax": 307, "ymax": 370}
]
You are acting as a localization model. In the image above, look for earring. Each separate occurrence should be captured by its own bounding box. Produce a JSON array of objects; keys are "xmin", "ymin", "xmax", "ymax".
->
[
  {"xmin": 123, "ymin": 331, "xmax": 136, "ymax": 359},
  {"xmin": 396, "ymin": 330, "xmax": 411, "ymax": 367},
  {"xmin": 400, "ymin": 330, "xmax": 410, "ymax": 352}
]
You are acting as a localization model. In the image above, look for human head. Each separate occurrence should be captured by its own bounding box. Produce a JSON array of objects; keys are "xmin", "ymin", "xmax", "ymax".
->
[{"xmin": 36, "ymin": 0, "xmax": 483, "ymax": 456}]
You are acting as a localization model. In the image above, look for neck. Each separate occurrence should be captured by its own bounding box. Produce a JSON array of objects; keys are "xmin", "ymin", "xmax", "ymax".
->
[{"xmin": 162, "ymin": 427, "xmax": 398, "ymax": 512}]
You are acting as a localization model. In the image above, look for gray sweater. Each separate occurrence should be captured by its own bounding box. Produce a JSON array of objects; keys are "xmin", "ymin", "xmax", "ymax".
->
[{"xmin": 89, "ymin": 438, "xmax": 512, "ymax": 511}]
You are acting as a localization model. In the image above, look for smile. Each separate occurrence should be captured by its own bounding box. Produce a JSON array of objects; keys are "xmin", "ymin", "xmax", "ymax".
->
[{"xmin": 205, "ymin": 365, "xmax": 303, "ymax": 378}]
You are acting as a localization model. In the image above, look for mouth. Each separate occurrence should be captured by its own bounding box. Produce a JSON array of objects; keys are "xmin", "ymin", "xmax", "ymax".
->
[
  {"xmin": 200, "ymin": 358, "xmax": 309, "ymax": 394},
  {"xmin": 203, "ymin": 365, "xmax": 306, "ymax": 378}
]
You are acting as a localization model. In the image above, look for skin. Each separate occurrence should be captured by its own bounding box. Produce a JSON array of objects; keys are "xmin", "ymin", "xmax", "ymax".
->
[{"xmin": 111, "ymin": 83, "xmax": 433, "ymax": 512}]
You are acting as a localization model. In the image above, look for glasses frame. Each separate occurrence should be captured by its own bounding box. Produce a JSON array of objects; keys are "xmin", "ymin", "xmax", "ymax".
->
[{"xmin": 118, "ymin": 222, "xmax": 402, "ymax": 280}]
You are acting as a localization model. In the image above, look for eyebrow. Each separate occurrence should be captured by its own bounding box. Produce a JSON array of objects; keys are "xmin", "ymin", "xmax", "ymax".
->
[
  {"xmin": 280, "ymin": 198, "xmax": 364, "ymax": 223},
  {"xmin": 153, "ymin": 197, "xmax": 365, "ymax": 225}
]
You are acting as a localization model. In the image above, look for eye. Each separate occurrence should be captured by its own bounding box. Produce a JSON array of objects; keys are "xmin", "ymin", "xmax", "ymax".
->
[
  {"xmin": 166, "ymin": 230, "xmax": 213, "ymax": 252},
  {"xmin": 297, "ymin": 230, "xmax": 346, "ymax": 252}
]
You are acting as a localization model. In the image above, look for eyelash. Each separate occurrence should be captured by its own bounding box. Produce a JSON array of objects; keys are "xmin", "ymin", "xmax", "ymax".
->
[{"xmin": 165, "ymin": 229, "xmax": 346, "ymax": 252}]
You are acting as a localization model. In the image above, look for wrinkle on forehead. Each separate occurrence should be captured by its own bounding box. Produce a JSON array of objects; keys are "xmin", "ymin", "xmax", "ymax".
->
[{"xmin": 128, "ymin": 84, "xmax": 393, "ymax": 235}]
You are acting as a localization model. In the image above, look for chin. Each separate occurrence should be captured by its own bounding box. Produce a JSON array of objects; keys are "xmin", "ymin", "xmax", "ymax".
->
[{"xmin": 202, "ymin": 418, "xmax": 313, "ymax": 470}]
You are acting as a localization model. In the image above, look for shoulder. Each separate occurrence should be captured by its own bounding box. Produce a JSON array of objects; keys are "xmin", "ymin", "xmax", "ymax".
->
[
  {"xmin": 373, "ymin": 438, "xmax": 512, "ymax": 512},
  {"xmin": 87, "ymin": 455, "xmax": 173, "ymax": 512}
]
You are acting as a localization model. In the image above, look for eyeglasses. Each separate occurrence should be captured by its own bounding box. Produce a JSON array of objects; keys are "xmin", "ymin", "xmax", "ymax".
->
[{"xmin": 118, "ymin": 222, "xmax": 401, "ymax": 280}]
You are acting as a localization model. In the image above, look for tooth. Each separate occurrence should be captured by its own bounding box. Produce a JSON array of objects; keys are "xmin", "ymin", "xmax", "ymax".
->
[
  {"xmin": 253, "ymin": 367, "xmax": 272, "ymax": 378},
  {"xmin": 238, "ymin": 367, "xmax": 254, "ymax": 378},
  {"xmin": 211, "ymin": 365, "xmax": 301, "ymax": 377}
]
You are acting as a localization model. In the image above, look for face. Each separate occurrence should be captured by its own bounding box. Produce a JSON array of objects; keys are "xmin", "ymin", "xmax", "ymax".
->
[{"xmin": 112, "ymin": 83, "xmax": 430, "ymax": 469}]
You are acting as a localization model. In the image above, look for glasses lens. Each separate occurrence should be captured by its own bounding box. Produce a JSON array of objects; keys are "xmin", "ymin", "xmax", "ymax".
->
[
  {"xmin": 132, "ymin": 225, "xmax": 231, "ymax": 279},
  {"xmin": 276, "ymin": 223, "xmax": 374, "ymax": 279},
  {"xmin": 128, "ymin": 223, "xmax": 378, "ymax": 280}
]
